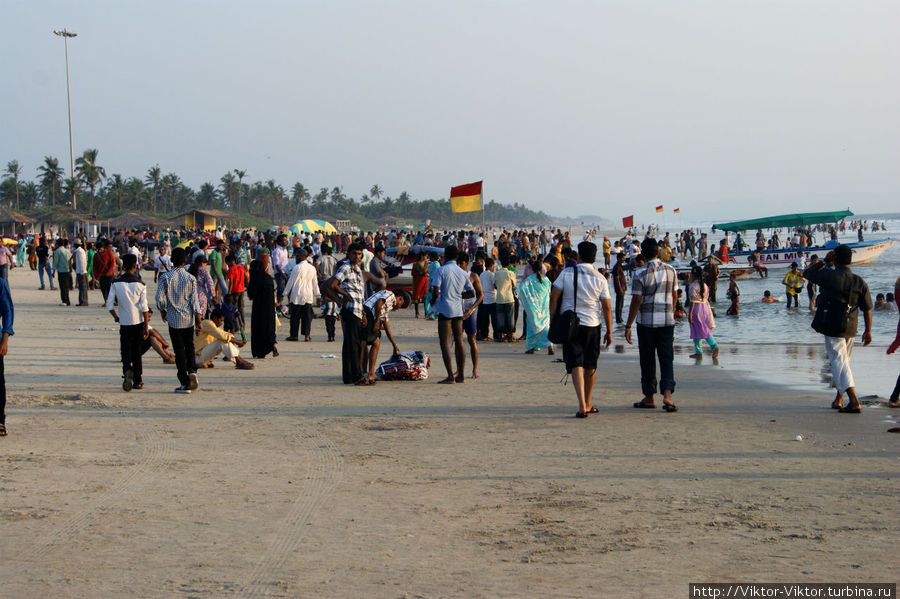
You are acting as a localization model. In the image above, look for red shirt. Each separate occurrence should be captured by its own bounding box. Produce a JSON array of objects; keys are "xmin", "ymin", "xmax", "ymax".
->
[
  {"xmin": 226, "ymin": 265, "xmax": 247, "ymax": 293},
  {"xmin": 717, "ymin": 246, "xmax": 728, "ymax": 262},
  {"xmin": 93, "ymin": 249, "xmax": 116, "ymax": 278}
]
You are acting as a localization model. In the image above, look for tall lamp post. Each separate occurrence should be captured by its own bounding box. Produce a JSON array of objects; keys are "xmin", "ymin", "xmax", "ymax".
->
[{"xmin": 53, "ymin": 28, "xmax": 77, "ymax": 212}]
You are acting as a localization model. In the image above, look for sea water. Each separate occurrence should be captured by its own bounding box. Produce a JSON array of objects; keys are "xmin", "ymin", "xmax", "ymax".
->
[{"xmin": 600, "ymin": 220, "xmax": 900, "ymax": 397}]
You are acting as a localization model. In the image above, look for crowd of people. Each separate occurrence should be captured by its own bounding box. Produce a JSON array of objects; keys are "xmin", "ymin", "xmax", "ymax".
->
[{"xmin": 0, "ymin": 220, "xmax": 897, "ymax": 438}]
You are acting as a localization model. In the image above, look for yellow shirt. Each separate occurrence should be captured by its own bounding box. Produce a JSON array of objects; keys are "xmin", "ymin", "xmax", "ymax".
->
[
  {"xmin": 660, "ymin": 246, "xmax": 672, "ymax": 262},
  {"xmin": 782, "ymin": 271, "xmax": 805, "ymax": 296},
  {"xmin": 494, "ymin": 268, "xmax": 516, "ymax": 304},
  {"xmin": 194, "ymin": 319, "xmax": 233, "ymax": 355}
]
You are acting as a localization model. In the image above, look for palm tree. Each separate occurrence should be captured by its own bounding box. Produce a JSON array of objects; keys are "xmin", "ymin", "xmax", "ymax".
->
[
  {"xmin": 37, "ymin": 156, "xmax": 64, "ymax": 207},
  {"xmin": 370, "ymin": 184, "xmax": 383, "ymax": 202},
  {"xmin": 265, "ymin": 179, "xmax": 284, "ymax": 222},
  {"xmin": 145, "ymin": 165, "xmax": 161, "ymax": 212},
  {"xmin": 233, "ymin": 169, "xmax": 246, "ymax": 214},
  {"xmin": 219, "ymin": 172, "xmax": 236, "ymax": 211},
  {"xmin": 161, "ymin": 172, "xmax": 181, "ymax": 215},
  {"xmin": 107, "ymin": 174, "xmax": 126, "ymax": 212},
  {"xmin": 126, "ymin": 177, "xmax": 147, "ymax": 211},
  {"xmin": 75, "ymin": 148, "xmax": 107, "ymax": 215},
  {"xmin": 397, "ymin": 191, "xmax": 411, "ymax": 218},
  {"xmin": 4, "ymin": 160, "xmax": 22, "ymax": 210},
  {"xmin": 62, "ymin": 176, "xmax": 79, "ymax": 209},
  {"xmin": 197, "ymin": 182, "xmax": 216, "ymax": 208},
  {"xmin": 291, "ymin": 182, "xmax": 310, "ymax": 219}
]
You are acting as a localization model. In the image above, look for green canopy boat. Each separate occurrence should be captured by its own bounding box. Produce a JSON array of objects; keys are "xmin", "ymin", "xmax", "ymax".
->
[{"xmin": 712, "ymin": 210, "xmax": 853, "ymax": 232}]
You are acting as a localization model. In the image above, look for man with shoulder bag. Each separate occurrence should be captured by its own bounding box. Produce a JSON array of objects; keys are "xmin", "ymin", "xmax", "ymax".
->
[
  {"xmin": 549, "ymin": 241, "xmax": 612, "ymax": 418},
  {"xmin": 803, "ymin": 245, "xmax": 872, "ymax": 413}
]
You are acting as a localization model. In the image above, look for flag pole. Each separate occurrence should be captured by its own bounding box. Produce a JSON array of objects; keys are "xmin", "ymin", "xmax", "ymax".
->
[{"xmin": 481, "ymin": 181, "xmax": 485, "ymax": 235}]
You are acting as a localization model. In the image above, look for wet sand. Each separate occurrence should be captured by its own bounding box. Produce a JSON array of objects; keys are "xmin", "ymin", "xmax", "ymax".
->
[{"xmin": 1, "ymin": 266, "xmax": 897, "ymax": 597}]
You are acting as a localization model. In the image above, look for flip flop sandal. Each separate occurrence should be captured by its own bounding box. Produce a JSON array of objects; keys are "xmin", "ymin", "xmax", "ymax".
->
[
  {"xmin": 662, "ymin": 404, "xmax": 679, "ymax": 412},
  {"xmin": 838, "ymin": 406, "xmax": 861, "ymax": 413},
  {"xmin": 0, "ymin": 423, "xmax": 6, "ymax": 436},
  {"xmin": 588, "ymin": 407, "xmax": 599, "ymax": 413},
  {"xmin": 575, "ymin": 411, "xmax": 588, "ymax": 418},
  {"xmin": 633, "ymin": 401, "xmax": 656, "ymax": 409}
]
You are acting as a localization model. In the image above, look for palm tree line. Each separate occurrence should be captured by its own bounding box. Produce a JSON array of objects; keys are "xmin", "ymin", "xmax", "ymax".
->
[{"xmin": 1, "ymin": 151, "xmax": 552, "ymax": 226}]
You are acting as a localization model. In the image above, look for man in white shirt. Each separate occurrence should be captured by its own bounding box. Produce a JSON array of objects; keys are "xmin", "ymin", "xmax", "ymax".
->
[
  {"xmin": 284, "ymin": 249, "xmax": 320, "ymax": 341},
  {"xmin": 477, "ymin": 257, "xmax": 497, "ymax": 341},
  {"xmin": 106, "ymin": 254, "xmax": 151, "ymax": 391},
  {"xmin": 154, "ymin": 245, "xmax": 173, "ymax": 283},
  {"xmin": 272, "ymin": 234, "xmax": 289, "ymax": 304},
  {"xmin": 549, "ymin": 241, "xmax": 613, "ymax": 418},
  {"xmin": 72, "ymin": 240, "xmax": 89, "ymax": 306}
]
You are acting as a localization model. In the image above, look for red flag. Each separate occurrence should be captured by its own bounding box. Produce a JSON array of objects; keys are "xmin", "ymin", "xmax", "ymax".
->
[{"xmin": 622, "ymin": 215, "xmax": 634, "ymax": 228}]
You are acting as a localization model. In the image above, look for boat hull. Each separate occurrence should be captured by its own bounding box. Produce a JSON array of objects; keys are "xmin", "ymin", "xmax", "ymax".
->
[{"xmin": 726, "ymin": 239, "xmax": 895, "ymax": 269}]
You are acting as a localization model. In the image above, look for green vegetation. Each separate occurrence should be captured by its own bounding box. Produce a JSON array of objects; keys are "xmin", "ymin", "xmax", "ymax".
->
[{"xmin": 1, "ymin": 152, "xmax": 553, "ymax": 228}]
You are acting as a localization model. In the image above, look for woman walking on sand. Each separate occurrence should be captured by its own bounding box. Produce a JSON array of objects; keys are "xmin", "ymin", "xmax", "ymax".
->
[
  {"xmin": 247, "ymin": 257, "xmax": 278, "ymax": 359},
  {"xmin": 688, "ymin": 266, "xmax": 719, "ymax": 359},
  {"xmin": 411, "ymin": 252, "xmax": 429, "ymax": 318},
  {"xmin": 519, "ymin": 259, "xmax": 554, "ymax": 355}
]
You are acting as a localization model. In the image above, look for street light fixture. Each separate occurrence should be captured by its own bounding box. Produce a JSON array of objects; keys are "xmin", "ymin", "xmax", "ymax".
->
[{"xmin": 53, "ymin": 28, "xmax": 77, "ymax": 212}]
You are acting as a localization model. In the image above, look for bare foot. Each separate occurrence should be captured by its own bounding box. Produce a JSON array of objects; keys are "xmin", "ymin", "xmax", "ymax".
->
[
  {"xmin": 438, "ymin": 377, "xmax": 455, "ymax": 384},
  {"xmin": 689, "ymin": 353, "xmax": 702, "ymax": 359},
  {"xmin": 455, "ymin": 374, "xmax": 465, "ymax": 383},
  {"xmin": 471, "ymin": 372, "xmax": 479, "ymax": 379},
  {"xmin": 889, "ymin": 401, "xmax": 900, "ymax": 408}
]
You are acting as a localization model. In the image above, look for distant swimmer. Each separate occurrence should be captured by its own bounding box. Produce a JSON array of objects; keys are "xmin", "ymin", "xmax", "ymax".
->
[{"xmin": 761, "ymin": 290, "xmax": 779, "ymax": 303}]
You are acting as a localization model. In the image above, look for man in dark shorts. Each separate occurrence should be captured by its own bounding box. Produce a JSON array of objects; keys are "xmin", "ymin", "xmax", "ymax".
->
[
  {"xmin": 549, "ymin": 241, "xmax": 613, "ymax": 418},
  {"xmin": 457, "ymin": 253, "xmax": 483, "ymax": 379},
  {"xmin": 430, "ymin": 245, "xmax": 474, "ymax": 384}
]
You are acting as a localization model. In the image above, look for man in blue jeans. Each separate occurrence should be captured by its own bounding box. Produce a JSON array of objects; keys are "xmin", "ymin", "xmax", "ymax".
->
[{"xmin": 625, "ymin": 238, "xmax": 679, "ymax": 412}]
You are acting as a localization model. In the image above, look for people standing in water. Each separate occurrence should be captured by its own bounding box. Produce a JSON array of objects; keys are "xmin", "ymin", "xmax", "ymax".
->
[
  {"xmin": 782, "ymin": 262, "xmax": 805, "ymax": 308},
  {"xmin": 687, "ymin": 266, "xmax": 719, "ymax": 360},
  {"xmin": 806, "ymin": 255, "xmax": 819, "ymax": 312},
  {"xmin": 725, "ymin": 273, "xmax": 740, "ymax": 316}
]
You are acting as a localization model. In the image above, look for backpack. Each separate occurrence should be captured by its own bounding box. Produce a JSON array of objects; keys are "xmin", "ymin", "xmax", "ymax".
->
[{"xmin": 811, "ymin": 283, "xmax": 856, "ymax": 337}]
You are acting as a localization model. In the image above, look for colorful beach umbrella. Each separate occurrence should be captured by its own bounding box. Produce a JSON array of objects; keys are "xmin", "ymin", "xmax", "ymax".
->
[{"xmin": 301, "ymin": 219, "xmax": 338, "ymax": 234}]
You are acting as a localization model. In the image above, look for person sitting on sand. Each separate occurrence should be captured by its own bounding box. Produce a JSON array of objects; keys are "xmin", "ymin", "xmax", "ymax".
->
[
  {"xmin": 761, "ymin": 290, "xmax": 779, "ymax": 303},
  {"xmin": 194, "ymin": 308, "xmax": 254, "ymax": 370}
]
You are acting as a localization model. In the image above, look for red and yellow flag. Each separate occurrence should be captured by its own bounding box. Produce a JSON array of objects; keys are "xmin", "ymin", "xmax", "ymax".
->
[
  {"xmin": 673, "ymin": 208, "xmax": 680, "ymax": 214},
  {"xmin": 450, "ymin": 181, "xmax": 483, "ymax": 213},
  {"xmin": 655, "ymin": 205, "xmax": 664, "ymax": 213}
]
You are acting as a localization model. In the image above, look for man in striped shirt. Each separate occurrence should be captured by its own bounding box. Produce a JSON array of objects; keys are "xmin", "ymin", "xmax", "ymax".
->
[
  {"xmin": 326, "ymin": 243, "xmax": 386, "ymax": 385},
  {"xmin": 156, "ymin": 247, "xmax": 202, "ymax": 394},
  {"xmin": 625, "ymin": 238, "xmax": 679, "ymax": 412}
]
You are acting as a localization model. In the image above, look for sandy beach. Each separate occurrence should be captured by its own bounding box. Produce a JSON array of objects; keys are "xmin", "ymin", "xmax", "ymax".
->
[{"xmin": 1, "ymin": 265, "xmax": 897, "ymax": 598}]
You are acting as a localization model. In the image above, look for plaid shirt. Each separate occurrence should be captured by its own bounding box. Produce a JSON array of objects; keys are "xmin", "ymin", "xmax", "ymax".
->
[
  {"xmin": 156, "ymin": 268, "xmax": 202, "ymax": 329},
  {"xmin": 631, "ymin": 259, "xmax": 677, "ymax": 327},
  {"xmin": 364, "ymin": 289, "xmax": 396, "ymax": 323},
  {"xmin": 334, "ymin": 262, "xmax": 365, "ymax": 320}
]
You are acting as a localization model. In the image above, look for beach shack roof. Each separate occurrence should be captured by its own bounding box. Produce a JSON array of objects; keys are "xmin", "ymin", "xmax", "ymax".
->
[
  {"xmin": 108, "ymin": 212, "xmax": 170, "ymax": 229},
  {"xmin": 0, "ymin": 210, "xmax": 36, "ymax": 224},
  {"xmin": 712, "ymin": 210, "xmax": 854, "ymax": 232}
]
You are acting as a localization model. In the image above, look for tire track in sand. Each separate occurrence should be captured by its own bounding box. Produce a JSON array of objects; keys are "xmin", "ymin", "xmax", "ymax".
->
[
  {"xmin": 240, "ymin": 429, "xmax": 343, "ymax": 598},
  {"xmin": 21, "ymin": 425, "xmax": 175, "ymax": 561}
]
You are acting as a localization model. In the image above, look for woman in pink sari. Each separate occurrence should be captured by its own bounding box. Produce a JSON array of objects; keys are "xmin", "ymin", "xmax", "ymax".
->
[{"xmin": 688, "ymin": 266, "xmax": 719, "ymax": 359}]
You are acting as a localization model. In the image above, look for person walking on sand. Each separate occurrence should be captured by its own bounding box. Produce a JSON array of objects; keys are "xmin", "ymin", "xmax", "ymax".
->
[
  {"xmin": 36, "ymin": 236, "xmax": 54, "ymax": 290},
  {"xmin": 52, "ymin": 238, "xmax": 73, "ymax": 306},
  {"xmin": 93, "ymin": 239, "xmax": 118, "ymax": 302},
  {"xmin": 803, "ymin": 245, "xmax": 872, "ymax": 413},
  {"xmin": 549, "ymin": 241, "xmax": 612, "ymax": 418},
  {"xmin": 284, "ymin": 249, "xmax": 319, "ymax": 342},
  {"xmin": 431, "ymin": 245, "xmax": 474, "ymax": 384},
  {"xmin": 106, "ymin": 254, "xmax": 151, "ymax": 391},
  {"xmin": 0, "ymin": 275, "xmax": 14, "ymax": 437},
  {"xmin": 156, "ymin": 247, "xmax": 202, "ymax": 394},
  {"xmin": 625, "ymin": 238, "xmax": 679, "ymax": 412},
  {"xmin": 519, "ymin": 258, "xmax": 554, "ymax": 356},
  {"xmin": 687, "ymin": 266, "xmax": 719, "ymax": 360}
]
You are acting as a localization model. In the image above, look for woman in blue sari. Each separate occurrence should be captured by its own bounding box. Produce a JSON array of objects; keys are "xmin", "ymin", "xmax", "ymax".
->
[{"xmin": 519, "ymin": 259, "xmax": 554, "ymax": 355}]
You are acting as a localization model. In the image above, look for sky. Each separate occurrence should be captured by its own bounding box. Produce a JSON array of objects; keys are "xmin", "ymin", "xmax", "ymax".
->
[{"xmin": 1, "ymin": 0, "xmax": 898, "ymax": 221}]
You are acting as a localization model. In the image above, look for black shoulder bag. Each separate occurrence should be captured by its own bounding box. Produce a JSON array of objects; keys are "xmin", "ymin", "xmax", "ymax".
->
[
  {"xmin": 811, "ymin": 280, "xmax": 856, "ymax": 337},
  {"xmin": 548, "ymin": 266, "xmax": 580, "ymax": 344}
]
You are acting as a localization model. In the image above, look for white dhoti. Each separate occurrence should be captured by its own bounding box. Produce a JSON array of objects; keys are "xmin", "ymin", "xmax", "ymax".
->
[
  {"xmin": 823, "ymin": 336, "xmax": 855, "ymax": 393},
  {"xmin": 197, "ymin": 340, "xmax": 239, "ymax": 365}
]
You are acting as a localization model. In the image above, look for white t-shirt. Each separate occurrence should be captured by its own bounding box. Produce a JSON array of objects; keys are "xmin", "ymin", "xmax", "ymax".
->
[
  {"xmin": 552, "ymin": 263, "xmax": 611, "ymax": 327},
  {"xmin": 154, "ymin": 254, "xmax": 173, "ymax": 273}
]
